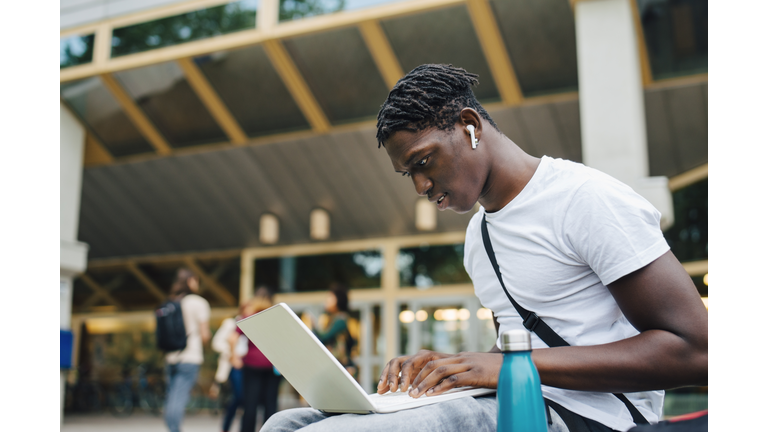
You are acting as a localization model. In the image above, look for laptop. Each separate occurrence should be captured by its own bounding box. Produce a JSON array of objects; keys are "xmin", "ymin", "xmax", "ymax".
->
[{"xmin": 236, "ymin": 303, "xmax": 495, "ymax": 414}]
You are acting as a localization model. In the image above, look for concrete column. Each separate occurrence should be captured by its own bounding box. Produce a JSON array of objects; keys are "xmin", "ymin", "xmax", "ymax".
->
[
  {"xmin": 574, "ymin": 0, "xmax": 674, "ymax": 229},
  {"xmin": 60, "ymin": 103, "xmax": 90, "ymax": 423}
]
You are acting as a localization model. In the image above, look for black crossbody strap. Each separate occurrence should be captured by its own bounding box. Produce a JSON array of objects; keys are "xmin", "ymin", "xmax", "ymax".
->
[{"xmin": 481, "ymin": 215, "xmax": 649, "ymax": 425}]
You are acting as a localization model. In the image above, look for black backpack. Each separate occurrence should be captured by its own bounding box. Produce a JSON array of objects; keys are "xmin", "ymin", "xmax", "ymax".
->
[{"xmin": 155, "ymin": 300, "xmax": 187, "ymax": 352}]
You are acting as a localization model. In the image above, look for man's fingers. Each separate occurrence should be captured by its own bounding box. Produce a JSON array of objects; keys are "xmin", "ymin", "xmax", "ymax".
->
[
  {"xmin": 419, "ymin": 371, "xmax": 473, "ymax": 397},
  {"xmin": 377, "ymin": 360, "xmax": 393, "ymax": 394},
  {"xmin": 378, "ymin": 356, "xmax": 407, "ymax": 394},
  {"xmin": 398, "ymin": 356, "xmax": 426, "ymax": 392},
  {"xmin": 409, "ymin": 362, "xmax": 470, "ymax": 398}
]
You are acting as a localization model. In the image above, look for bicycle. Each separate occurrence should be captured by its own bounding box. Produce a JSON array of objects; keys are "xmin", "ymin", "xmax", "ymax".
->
[
  {"xmin": 107, "ymin": 364, "xmax": 165, "ymax": 417},
  {"xmin": 64, "ymin": 368, "xmax": 105, "ymax": 413}
]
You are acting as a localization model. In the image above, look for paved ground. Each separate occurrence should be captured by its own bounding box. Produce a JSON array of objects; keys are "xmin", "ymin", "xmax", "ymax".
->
[{"xmin": 62, "ymin": 412, "xmax": 245, "ymax": 432}]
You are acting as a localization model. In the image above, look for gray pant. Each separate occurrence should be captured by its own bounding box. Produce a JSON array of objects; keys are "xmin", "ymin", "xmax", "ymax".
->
[
  {"xmin": 261, "ymin": 395, "xmax": 570, "ymax": 432},
  {"xmin": 164, "ymin": 363, "xmax": 200, "ymax": 432}
]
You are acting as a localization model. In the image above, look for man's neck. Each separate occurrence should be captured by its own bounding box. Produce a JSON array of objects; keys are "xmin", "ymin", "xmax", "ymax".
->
[{"xmin": 478, "ymin": 134, "xmax": 540, "ymax": 213}]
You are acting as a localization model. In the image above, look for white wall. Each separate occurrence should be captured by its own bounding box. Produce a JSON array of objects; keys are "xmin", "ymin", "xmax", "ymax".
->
[
  {"xmin": 60, "ymin": 104, "xmax": 85, "ymax": 245},
  {"xmin": 60, "ymin": 103, "xmax": 90, "ymax": 423},
  {"xmin": 574, "ymin": 0, "xmax": 674, "ymax": 229}
]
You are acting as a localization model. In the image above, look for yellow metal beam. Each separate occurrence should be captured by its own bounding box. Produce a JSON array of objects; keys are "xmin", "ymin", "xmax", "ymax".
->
[
  {"xmin": 126, "ymin": 262, "xmax": 168, "ymax": 302},
  {"xmin": 258, "ymin": 0, "xmax": 279, "ymax": 32},
  {"xmin": 630, "ymin": 0, "xmax": 653, "ymax": 86},
  {"xmin": 358, "ymin": 20, "xmax": 404, "ymax": 88},
  {"xmin": 61, "ymin": 0, "xmax": 235, "ymax": 37},
  {"xmin": 99, "ymin": 73, "xmax": 173, "ymax": 155},
  {"xmin": 88, "ymin": 249, "xmax": 242, "ymax": 269},
  {"xmin": 668, "ymin": 163, "xmax": 708, "ymax": 192},
  {"xmin": 466, "ymin": 0, "xmax": 523, "ymax": 105},
  {"xmin": 645, "ymin": 73, "xmax": 707, "ymax": 90},
  {"xmin": 262, "ymin": 39, "xmax": 331, "ymax": 133},
  {"xmin": 682, "ymin": 260, "xmax": 707, "ymax": 277},
  {"xmin": 92, "ymin": 23, "xmax": 113, "ymax": 66},
  {"xmin": 184, "ymin": 257, "xmax": 237, "ymax": 307},
  {"xmin": 79, "ymin": 273, "xmax": 123, "ymax": 309},
  {"xmin": 177, "ymin": 57, "xmax": 249, "ymax": 144},
  {"xmin": 60, "ymin": 0, "xmax": 464, "ymax": 83},
  {"xmin": 83, "ymin": 132, "xmax": 114, "ymax": 166}
]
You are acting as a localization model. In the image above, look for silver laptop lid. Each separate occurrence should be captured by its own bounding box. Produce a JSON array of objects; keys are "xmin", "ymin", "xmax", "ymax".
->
[{"xmin": 237, "ymin": 303, "xmax": 374, "ymax": 413}]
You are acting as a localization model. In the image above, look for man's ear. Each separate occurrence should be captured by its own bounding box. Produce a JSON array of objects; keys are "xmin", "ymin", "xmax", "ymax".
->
[{"xmin": 459, "ymin": 108, "xmax": 483, "ymax": 142}]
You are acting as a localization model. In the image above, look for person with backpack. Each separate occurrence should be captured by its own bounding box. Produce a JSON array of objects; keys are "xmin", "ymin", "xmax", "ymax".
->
[{"xmin": 158, "ymin": 268, "xmax": 211, "ymax": 432}]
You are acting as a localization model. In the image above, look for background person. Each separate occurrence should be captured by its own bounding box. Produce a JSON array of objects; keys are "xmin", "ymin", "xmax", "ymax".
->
[
  {"xmin": 163, "ymin": 268, "xmax": 211, "ymax": 432},
  {"xmin": 311, "ymin": 282, "xmax": 357, "ymax": 378},
  {"xmin": 230, "ymin": 287, "xmax": 281, "ymax": 432},
  {"xmin": 211, "ymin": 303, "xmax": 249, "ymax": 432}
]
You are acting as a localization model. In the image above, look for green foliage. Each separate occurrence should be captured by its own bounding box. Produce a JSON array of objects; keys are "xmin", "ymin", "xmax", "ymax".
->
[
  {"xmin": 61, "ymin": 35, "xmax": 95, "ymax": 69},
  {"xmin": 111, "ymin": 2, "xmax": 257, "ymax": 57},
  {"xmin": 663, "ymin": 179, "xmax": 708, "ymax": 262},
  {"xmin": 399, "ymin": 244, "xmax": 471, "ymax": 287},
  {"xmin": 279, "ymin": 0, "xmax": 346, "ymax": 22}
]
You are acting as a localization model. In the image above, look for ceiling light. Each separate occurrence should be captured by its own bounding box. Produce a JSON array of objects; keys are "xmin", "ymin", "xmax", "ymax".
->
[
  {"xmin": 310, "ymin": 208, "xmax": 330, "ymax": 240},
  {"xmin": 415, "ymin": 198, "xmax": 436, "ymax": 231},
  {"xmin": 477, "ymin": 308, "xmax": 493, "ymax": 320},
  {"xmin": 260, "ymin": 214, "xmax": 279, "ymax": 244},
  {"xmin": 399, "ymin": 310, "xmax": 415, "ymax": 324}
]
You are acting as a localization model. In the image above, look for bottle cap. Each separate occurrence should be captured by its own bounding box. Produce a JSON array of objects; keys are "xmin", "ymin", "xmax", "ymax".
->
[{"xmin": 500, "ymin": 329, "xmax": 531, "ymax": 352}]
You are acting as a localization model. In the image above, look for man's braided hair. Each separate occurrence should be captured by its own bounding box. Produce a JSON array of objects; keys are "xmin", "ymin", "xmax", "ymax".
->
[{"xmin": 375, "ymin": 64, "xmax": 498, "ymax": 147}]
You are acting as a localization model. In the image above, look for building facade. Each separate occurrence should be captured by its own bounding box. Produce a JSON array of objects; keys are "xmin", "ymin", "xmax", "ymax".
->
[{"xmin": 60, "ymin": 0, "xmax": 708, "ymax": 419}]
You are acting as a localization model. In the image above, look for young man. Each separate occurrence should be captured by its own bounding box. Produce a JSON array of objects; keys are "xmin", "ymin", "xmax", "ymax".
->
[{"xmin": 261, "ymin": 64, "xmax": 707, "ymax": 432}]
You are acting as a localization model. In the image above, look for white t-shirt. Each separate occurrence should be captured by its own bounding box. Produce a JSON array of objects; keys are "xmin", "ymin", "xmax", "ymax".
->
[
  {"xmin": 165, "ymin": 294, "xmax": 211, "ymax": 365},
  {"xmin": 464, "ymin": 156, "xmax": 670, "ymax": 431}
]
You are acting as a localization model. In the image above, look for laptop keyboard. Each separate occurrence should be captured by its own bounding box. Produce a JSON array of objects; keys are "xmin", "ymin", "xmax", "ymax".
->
[{"xmin": 369, "ymin": 387, "xmax": 474, "ymax": 407}]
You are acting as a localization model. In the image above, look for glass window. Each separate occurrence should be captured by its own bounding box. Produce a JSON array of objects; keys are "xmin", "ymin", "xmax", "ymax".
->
[
  {"xmin": 398, "ymin": 244, "xmax": 471, "ymax": 288},
  {"xmin": 61, "ymin": 78, "xmax": 155, "ymax": 157},
  {"xmin": 196, "ymin": 46, "xmax": 311, "ymax": 137},
  {"xmin": 637, "ymin": 0, "xmax": 707, "ymax": 80},
  {"xmin": 113, "ymin": 62, "xmax": 228, "ymax": 148},
  {"xmin": 380, "ymin": 5, "xmax": 500, "ymax": 103},
  {"xmin": 278, "ymin": 0, "xmax": 406, "ymax": 22},
  {"xmin": 254, "ymin": 250, "xmax": 382, "ymax": 292},
  {"xmin": 399, "ymin": 304, "xmax": 472, "ymax": 355},
  {"xmin": 282, "ymin": 27, "xmax": 390, "ymax": 125},
  {"xmin": 111, "ymin": 0, "xmax": 259, "ymax": 57},
  {"xmin": 663, "ymin": 178, "xmax": 707, "ymax": 262},
  {"xmin": 61, "ymin": 34, "xmax": 95, "ymax": 69},
  {"xmin": 489, "ymin": 0, "xmax": 579, "ymax": 97}
]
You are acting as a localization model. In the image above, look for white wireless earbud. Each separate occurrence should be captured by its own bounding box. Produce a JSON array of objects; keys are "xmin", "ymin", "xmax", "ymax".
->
[{"xmin": 467, "ymin": 125, "xmax": 478, "ymax": 149}]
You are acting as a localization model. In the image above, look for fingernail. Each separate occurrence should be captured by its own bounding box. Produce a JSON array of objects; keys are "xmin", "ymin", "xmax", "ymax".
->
[{"xmin": 427, "ymin": 388, "xmax": 434, "ymax": 395}]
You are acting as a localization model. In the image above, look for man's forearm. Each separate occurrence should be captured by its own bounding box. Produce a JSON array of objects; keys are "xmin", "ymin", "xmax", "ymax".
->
[{"xmin": 532, "ymin": 329, "xmax": 707, "ymax": 393}]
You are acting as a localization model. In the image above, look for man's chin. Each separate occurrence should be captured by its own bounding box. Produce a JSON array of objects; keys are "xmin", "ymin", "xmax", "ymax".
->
[{"xmin": 446, "ymin": 202, "xmax": 476, "ymax": 214}]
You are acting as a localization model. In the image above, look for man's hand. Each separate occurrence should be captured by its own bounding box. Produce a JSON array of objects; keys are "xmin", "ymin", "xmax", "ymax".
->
[{"xmin": 377, "ymin": 350, "xmax": 502, "ymax": 398}]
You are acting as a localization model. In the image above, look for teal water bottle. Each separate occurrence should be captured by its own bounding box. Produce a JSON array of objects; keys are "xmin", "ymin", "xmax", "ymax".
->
[{"xmin": 497, "ymin": 329, "xmax": 548, "ymax": 432}]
